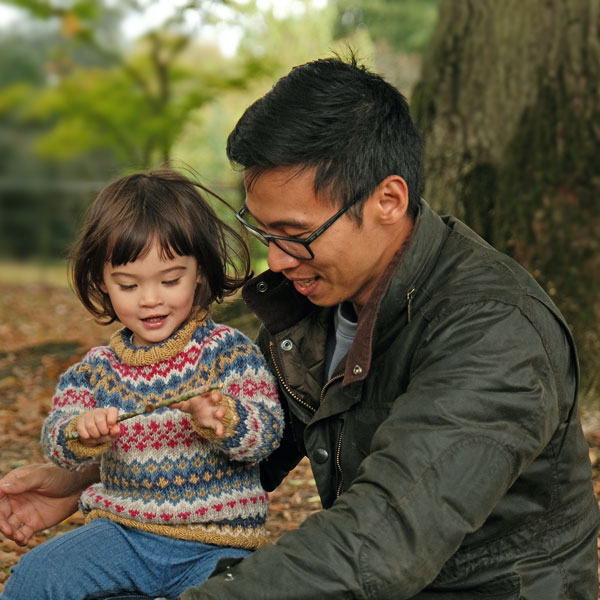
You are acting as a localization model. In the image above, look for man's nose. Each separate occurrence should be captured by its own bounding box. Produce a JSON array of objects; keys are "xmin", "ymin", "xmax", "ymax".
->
[{"xmin": 267, "ymin": 243, "xmax": 302, "ymax": 273}]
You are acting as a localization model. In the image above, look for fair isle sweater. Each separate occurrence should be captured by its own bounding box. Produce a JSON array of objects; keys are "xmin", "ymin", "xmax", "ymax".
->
[{"xmin": 41, "ymin": 318, "xmax": 283, "ymax": 549}]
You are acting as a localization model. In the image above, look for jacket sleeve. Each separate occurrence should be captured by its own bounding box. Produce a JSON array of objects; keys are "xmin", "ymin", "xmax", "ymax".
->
[
  {"xmin": 193, "ymin": 332, "xmax": 284, "ymax": 463},
  {"xmin": 41, "ymin": 353, "xmax": 111, "ymax": 468},
  {"xmin": 259, "ymin": 398, "xmax": 305, "ymax": 491},
  {"xmin": 181, "ymin": 300, "xmax": 572, "ymax": 599}
]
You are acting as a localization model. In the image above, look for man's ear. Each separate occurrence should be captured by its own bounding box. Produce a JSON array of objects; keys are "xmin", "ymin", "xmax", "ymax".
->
[{"xmin": 375, "ymin": 175, "xmax": 409, "ymax": 224}]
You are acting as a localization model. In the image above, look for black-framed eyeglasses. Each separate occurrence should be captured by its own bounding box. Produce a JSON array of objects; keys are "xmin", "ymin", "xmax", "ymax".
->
[{"xmin": 235, "ymin": 198, "xmax": 361, "ymax": 260}]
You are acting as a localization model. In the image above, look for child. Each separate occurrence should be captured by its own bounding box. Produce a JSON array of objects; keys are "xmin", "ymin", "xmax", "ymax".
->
[{"xmin": 0, "ymin": 169, "xmax": 284, "ymax": 600}]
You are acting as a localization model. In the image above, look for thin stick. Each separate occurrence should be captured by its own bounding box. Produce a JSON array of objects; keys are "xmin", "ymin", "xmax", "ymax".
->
[{"xmin": 64, "ymin": 383, "xmax": 223, "ymax": 441}]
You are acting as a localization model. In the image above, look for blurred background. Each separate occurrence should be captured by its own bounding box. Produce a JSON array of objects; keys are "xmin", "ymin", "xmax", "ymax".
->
[{"xmin": 0, "ymin": 0, "xmax": 598, "ymax": 402}]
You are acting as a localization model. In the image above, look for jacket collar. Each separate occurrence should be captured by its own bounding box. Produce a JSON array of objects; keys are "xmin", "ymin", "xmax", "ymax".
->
[
  {"xmin": 242, "ymin": 200, "xmax": 450, "ymax": 385},
  {"xmin": 242, "ymin": 269, "xmax": 314, "ymax": 335}
]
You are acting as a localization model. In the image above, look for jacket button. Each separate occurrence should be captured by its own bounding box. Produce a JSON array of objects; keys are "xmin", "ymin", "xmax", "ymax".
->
[
  {"xmin": 313, "ymin": 448, "xmax": 329, "ymax": 464},
  {"xmin": 256, "ymin": 281, "xmax": 268, "ymax": 293},
  {"xmin": 281, "ymin": 339, "xmax": 293, "ymax": 351},
  {"xmin": 353, "ymin": 364, "xmax": 363, "ymax": 375}
]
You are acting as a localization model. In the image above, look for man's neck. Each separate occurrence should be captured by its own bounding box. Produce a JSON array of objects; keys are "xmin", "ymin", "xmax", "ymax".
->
[{"xmin": 352, "ymin": 216, "xmax": 415, "ymax": 316}]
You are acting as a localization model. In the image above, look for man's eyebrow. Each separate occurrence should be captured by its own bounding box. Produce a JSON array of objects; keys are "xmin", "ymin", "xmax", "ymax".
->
[
  {"xmin": 249, "ymin": 210, "xmax": 311, "ymax": 232},
  {"xmin": 268, "ymin": 217, "xmax": 312, "ymax": 231}
]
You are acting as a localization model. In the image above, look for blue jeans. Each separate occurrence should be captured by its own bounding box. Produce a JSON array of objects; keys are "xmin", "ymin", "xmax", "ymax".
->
[{"xmin": 0, "ymin": 518, "xmax": 250, "ymax": 600}]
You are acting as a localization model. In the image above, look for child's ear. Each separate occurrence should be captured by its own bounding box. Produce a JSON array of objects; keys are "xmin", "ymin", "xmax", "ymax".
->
[{"xmin": 100, "ymin": 280, "xmax": 107, "ymax": 293}]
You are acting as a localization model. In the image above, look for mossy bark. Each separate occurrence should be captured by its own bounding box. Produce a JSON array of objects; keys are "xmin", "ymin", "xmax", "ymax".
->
[{"xmin": 412, "ymin": 0, "xmax": 600, "ymax": 398}]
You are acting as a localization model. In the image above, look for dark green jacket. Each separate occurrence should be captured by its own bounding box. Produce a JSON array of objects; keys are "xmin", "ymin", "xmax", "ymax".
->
[{"xmin": 183, "ymin": 201, "xmax": 599, "ymax": 599}]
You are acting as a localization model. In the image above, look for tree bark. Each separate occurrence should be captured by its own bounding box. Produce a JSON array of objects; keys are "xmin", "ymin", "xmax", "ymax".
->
[{"xmin": 412, "ymin": 0, "xmax": 600, "ymax": 396}]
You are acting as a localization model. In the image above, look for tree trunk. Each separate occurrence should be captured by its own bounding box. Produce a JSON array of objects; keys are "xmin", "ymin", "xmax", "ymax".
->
[{"xmin": 411, "ymin": 0, "xmax": 600, "ymax": 397}]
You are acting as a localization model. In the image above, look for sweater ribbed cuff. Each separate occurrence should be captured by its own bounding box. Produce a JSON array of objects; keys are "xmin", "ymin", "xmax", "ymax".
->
[
  {"xmin": 65, "ymin": 416, "xmax": 113, "ymax": 459},
  {"xmin": 191, "ymin": 394, "xmax": 240, "ymax": 442}
]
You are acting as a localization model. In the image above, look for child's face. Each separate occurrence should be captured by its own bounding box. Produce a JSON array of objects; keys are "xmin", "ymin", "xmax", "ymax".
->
[{"xmin": 101, "ymin": 241, "xmax": 202, "ymax": 347}]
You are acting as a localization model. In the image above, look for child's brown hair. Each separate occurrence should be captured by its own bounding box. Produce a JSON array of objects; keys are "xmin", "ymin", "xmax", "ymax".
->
[{"xmin": 70, "ymin": 168, "xmax": 251, "ymax": 324}]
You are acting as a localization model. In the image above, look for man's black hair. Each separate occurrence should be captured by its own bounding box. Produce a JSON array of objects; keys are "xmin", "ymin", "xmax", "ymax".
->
[{"xmin": 226, "ymin": 53, "xmax": 424, "ymax": 218}]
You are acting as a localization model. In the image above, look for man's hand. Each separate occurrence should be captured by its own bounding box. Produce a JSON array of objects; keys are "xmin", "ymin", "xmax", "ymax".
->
[
  {"xmin": 77, "ymin": 407, "xmax": 120, "ymax": 446},
  {"xmin": 171, "ymin": 390, "xmax": 227, "ymax": 437},
  {"xmin": 0, "ymin": 463, "xmax": 99, "ymax": 546}
]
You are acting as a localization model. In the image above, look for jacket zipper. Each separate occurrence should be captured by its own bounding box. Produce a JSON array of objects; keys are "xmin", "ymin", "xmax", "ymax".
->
[
  {"xmin": 320, "ymin": 374, "xmax": 345, "ymax": 498},
  {"xmin": 269, "ymin": 341, "xmax": 315, "ymax": 414},
  {"xmin": 407, "ymin": 287, "xmax": 416, "ymax": 322},
  {"xmin": 319, "ymin": 373, "xmax": 344, "ymax": 403},
  {"xmin": 335, "ymin": 430, "xmax": 344, "ymax": 497},
  {"xmin": 271, "ymin": 341, "xmax": 347, "ymax": 496}
]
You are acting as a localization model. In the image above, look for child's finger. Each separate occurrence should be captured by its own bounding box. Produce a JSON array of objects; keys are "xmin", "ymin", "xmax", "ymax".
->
[
  {"xmin": 106, "ymin": 407, "xmax": 119, "ymax": 426},
  {"xmin": 208, "ymin": 391, "xmax": 223, "ymax": 404},
  {"xmin": 94, "ymin": 412, "xmax": 110, "ymax": 436},
  {"xmin": 78, "ymin": 419, "xmax": 98, "ymax": 440}
]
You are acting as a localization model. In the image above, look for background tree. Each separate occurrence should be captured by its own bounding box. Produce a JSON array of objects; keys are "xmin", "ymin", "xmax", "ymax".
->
[
  {"xmin": 411, "ymin": 0, "xmax": 600, "ymax": 397},
  {"xmin": 332, "ymin": 0, "xmax": 439, "ymax": 94}
]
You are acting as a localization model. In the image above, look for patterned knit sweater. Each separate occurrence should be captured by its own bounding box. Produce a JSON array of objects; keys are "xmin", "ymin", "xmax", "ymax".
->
[{"xmin": 41, "ymin": 318, "xmax": 283, "ymax": 549}]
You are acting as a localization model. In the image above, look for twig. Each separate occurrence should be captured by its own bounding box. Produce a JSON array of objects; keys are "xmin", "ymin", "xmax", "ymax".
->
[{"xmin": 65, "ymin": 383, "xmax": 223, "ymax": 441}]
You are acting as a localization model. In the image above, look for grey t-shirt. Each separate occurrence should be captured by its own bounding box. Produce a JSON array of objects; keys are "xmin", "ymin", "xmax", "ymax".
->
[{"xmin": 325, "ymin": 302, "xmax": 358, "ymax": 380}]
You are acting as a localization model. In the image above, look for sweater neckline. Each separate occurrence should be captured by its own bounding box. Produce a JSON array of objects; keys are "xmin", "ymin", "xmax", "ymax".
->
[{"xmin": 110, "ymin": 317, "xmax": 206, "ymax": 366}]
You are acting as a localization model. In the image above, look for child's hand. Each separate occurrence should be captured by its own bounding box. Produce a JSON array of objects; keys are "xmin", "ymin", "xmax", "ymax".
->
[
  {"xmin": 171, "ymin": 390, "xmax": 227, "ymax": 437},
  {"xmin": 76, "ymin": 407, "xmax": 120, "ymax": 446}
]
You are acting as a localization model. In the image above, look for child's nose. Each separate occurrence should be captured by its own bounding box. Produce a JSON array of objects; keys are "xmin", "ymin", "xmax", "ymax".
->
[{"xmin": 139, "ymin": 285, "xmax": 162, "ymax": 307}]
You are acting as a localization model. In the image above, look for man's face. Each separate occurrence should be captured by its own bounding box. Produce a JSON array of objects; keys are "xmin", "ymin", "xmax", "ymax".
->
[{"xmin": 244, "ymin": 167, "xmax": 407, "ymax": 313}]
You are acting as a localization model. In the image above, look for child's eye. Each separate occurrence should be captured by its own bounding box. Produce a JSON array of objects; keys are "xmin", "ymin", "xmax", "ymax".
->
[
  {"xmin": 163, "ymin": 278, "xmax": 180, "ymax": 287},
  {"xmin": 119, "ymin": 284, "xmax": 137, "ymax": 291}
]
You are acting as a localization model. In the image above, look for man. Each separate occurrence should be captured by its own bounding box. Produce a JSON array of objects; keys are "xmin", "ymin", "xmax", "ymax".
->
[{"xmin": 1, "ymin": 55, "xmax": 598, "ymax": 599}]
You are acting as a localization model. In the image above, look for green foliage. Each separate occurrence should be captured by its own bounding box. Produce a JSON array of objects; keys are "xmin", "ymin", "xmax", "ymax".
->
[
  {"xmin": 0, "ymin": 16, "xmax": 121, "ymax": 260},
  {"xmin": 0, "ymin": 82, "xmax": 33, "ymax": 113},
  {"xmin": 1, "ymin": 0, "xmax": 275, "ymax": 167},
  {"xmin": 0, "ymin": 29, "xmax": 49, "ymax": 85},
  {"xmin": 26, "ymin": 44, "xmax": 241, "ymax": 166},
  {"xmin": 334, "ymin": 0, "xmax": 440, "ymax": 53},
  {"xmin": 237, "ymin": 0, "xmax": 338, "ymax": 65}
]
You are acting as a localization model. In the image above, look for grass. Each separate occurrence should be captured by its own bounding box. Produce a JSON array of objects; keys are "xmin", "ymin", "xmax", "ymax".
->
[{"xmin": 0, "ymin": 260, "xmax": 69, "ymax": 288}]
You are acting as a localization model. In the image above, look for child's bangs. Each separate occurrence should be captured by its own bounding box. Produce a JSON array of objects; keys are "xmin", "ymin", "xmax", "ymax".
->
[{"xmin": 106, "ymin": 211, "xmax": 194, "ymax": 266}]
